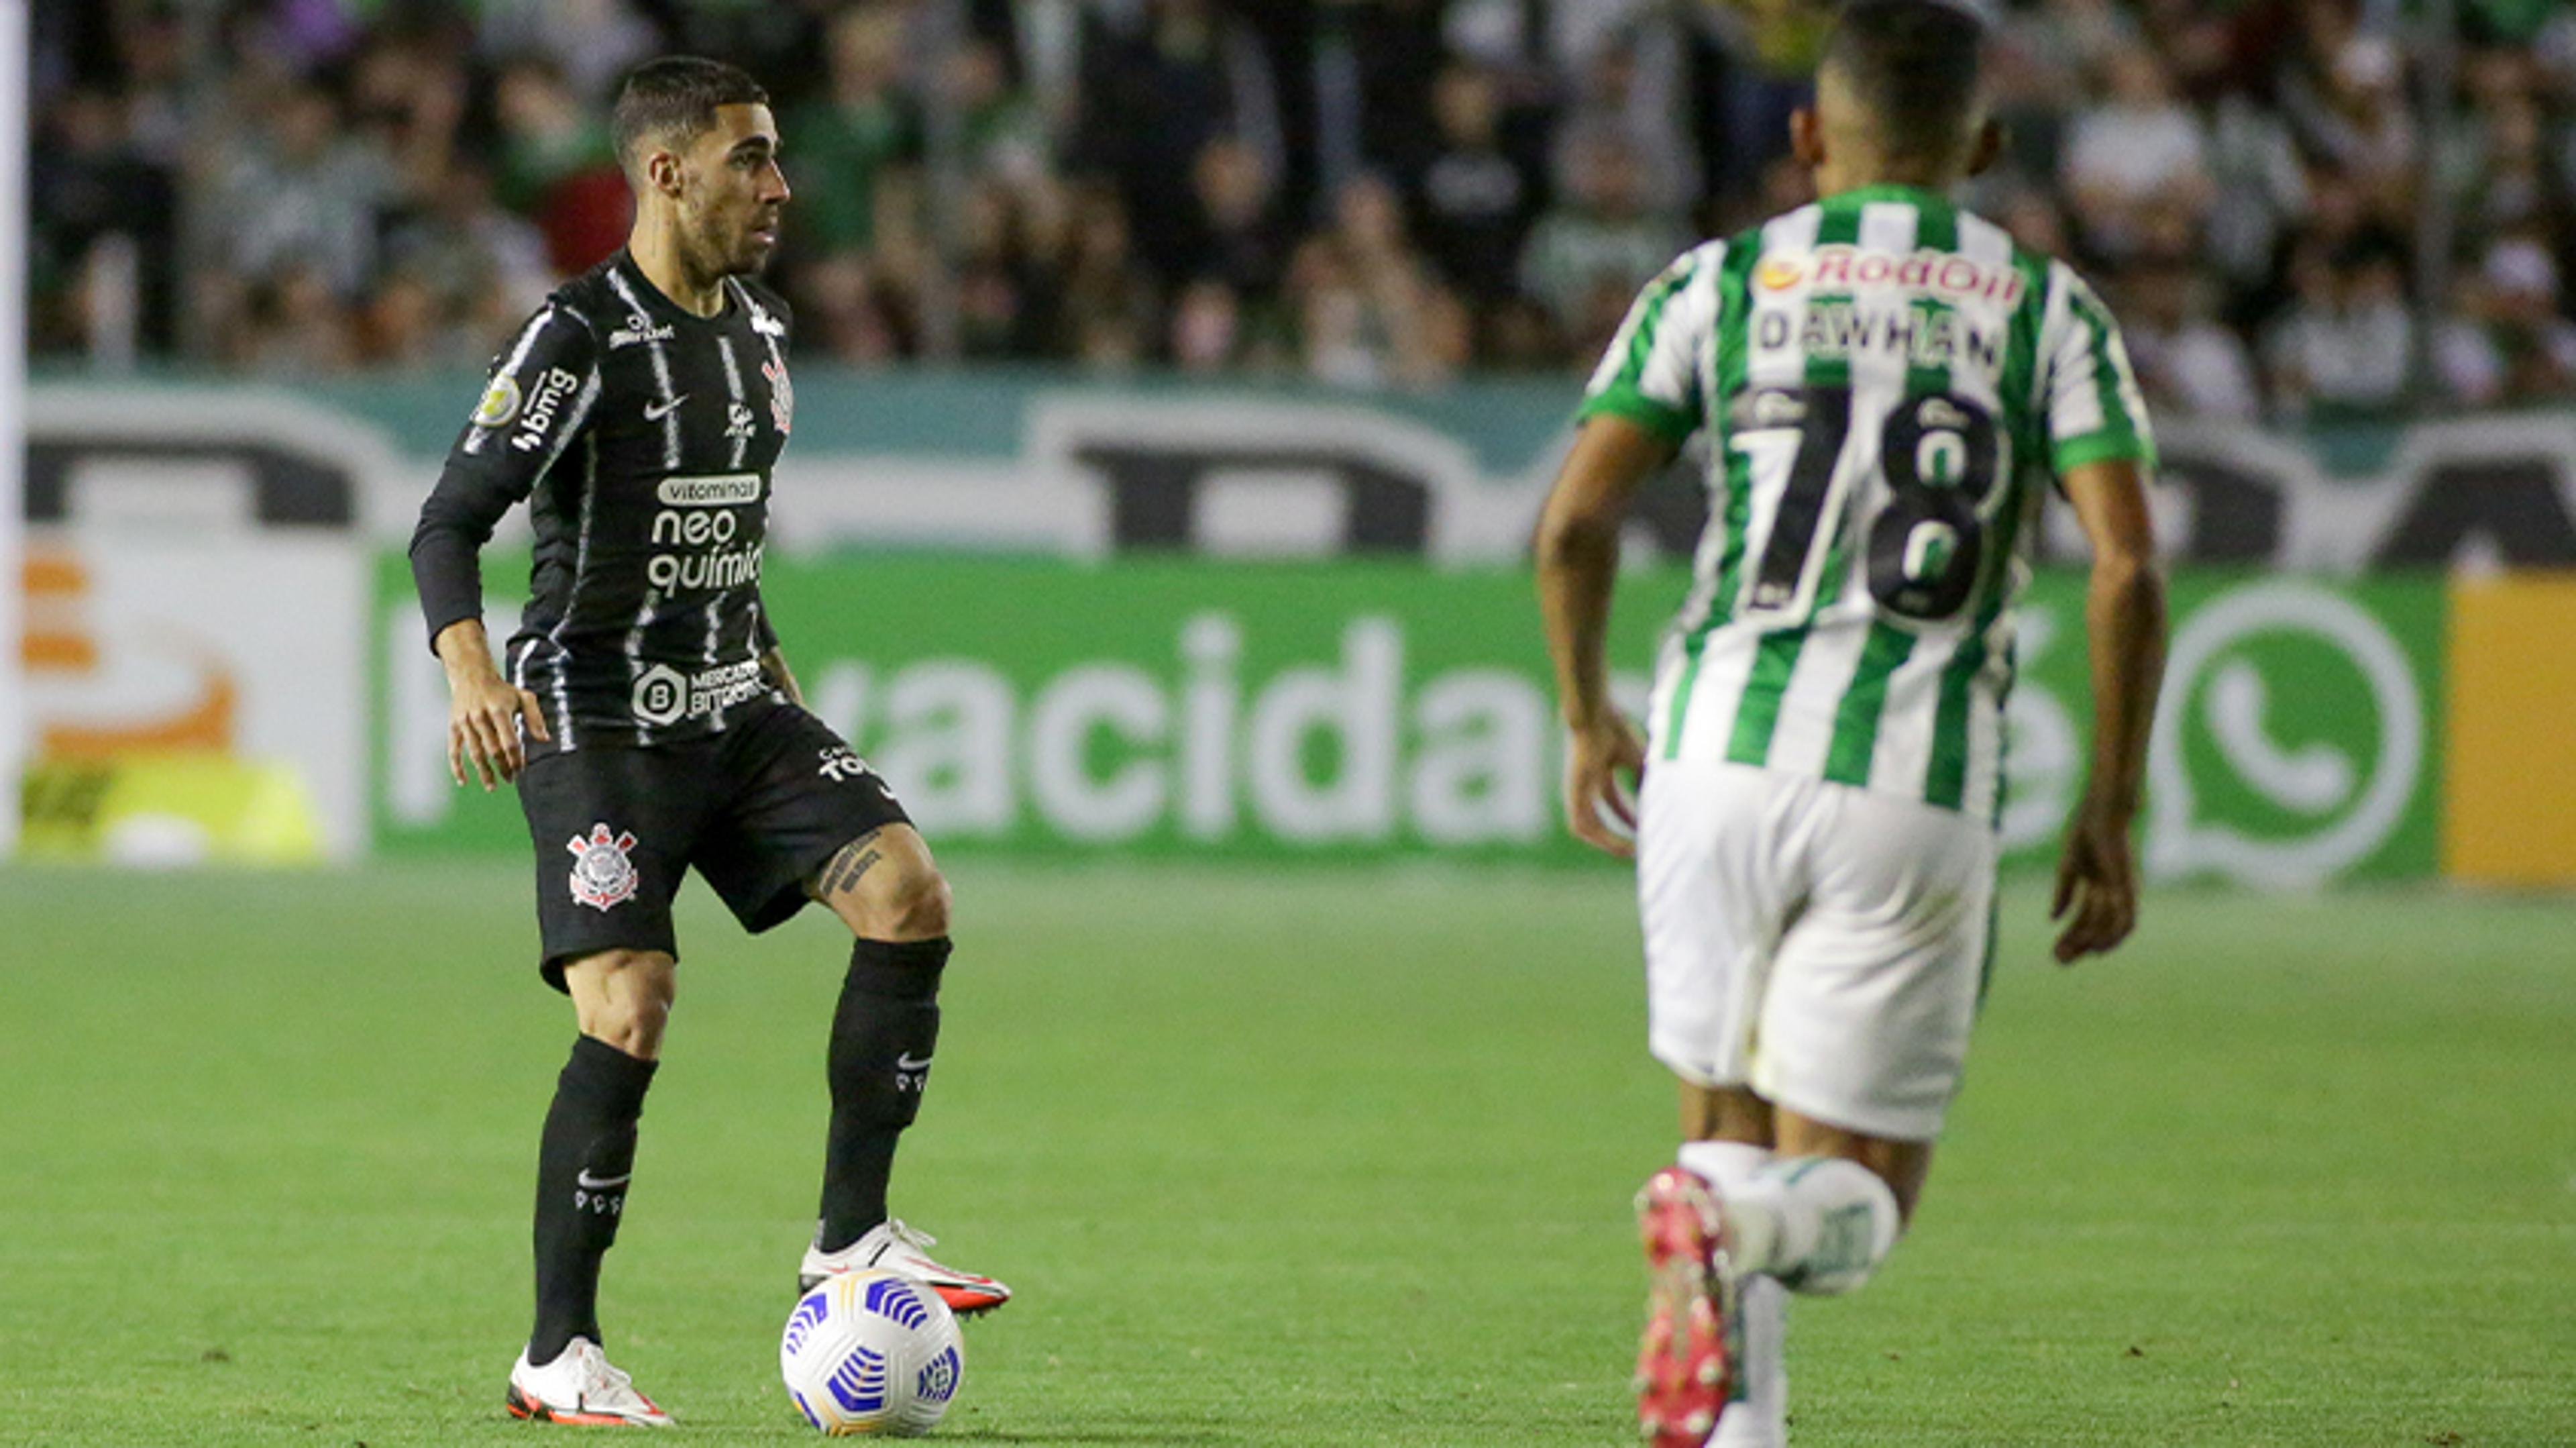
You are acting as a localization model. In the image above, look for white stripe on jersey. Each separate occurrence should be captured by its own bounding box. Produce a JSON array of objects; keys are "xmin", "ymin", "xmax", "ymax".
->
[
  {"xmin": 2040, "ymin": 264, "xmax": 2094, "ymax": 438},
  {"xmin": 530, "ymin": 368, "xmax": 602, "ymax": 485},
  {"xmin": 716, "ymin": 335, "xmax": 748, "ymax": 470},
  {"xmin": 1960, "ymin": 625, "xmax": 2009, "ymax": 821},
  {"xmin": 463, "ymin": 309, "xmax": 559, "ymax": 457},
  {"xmin": 1862, "ymin": 635, "xmax": 1953, "ymax": 798},
  {"xmin": 701, "ymin": 596, "xmax": 728, "ymax": 732},
  {"xmin": 1674, "ymin": 628, "xmax": 1760, "ymax": 764},
  {"xmin": 606, "ymin": 270, "xmax": 684, "ymax": 468},
  {"xmin": 545, "ymin": 432, "xmax": 600, "ymax": 750},
  {"xmin": 1952, "ymin": 212, "xmax": 2019, "ymax": 419}
]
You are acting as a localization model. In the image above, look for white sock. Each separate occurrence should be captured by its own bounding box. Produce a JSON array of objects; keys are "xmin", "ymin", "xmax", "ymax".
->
[
  {"xmin": 1674, "ymin": 1141, "xmax": 1787, "ymax": 1448},
  {"xmin": 1723, "ymin": 1155, "xmax": 1901, "ymax": 1296}
]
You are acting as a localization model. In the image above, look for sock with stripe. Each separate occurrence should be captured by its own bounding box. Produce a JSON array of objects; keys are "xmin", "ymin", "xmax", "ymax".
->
[
  {"xmin": 1678, "ymin": 1140, "xmax": 1789, "ymax": 1448},
  {"xmin": 1715, "ymin": 1154, "xmax": 1901, "ymax": 1297},
  {"xmin": 529, "ymin": 1035, "xmax": 656, "ymax": 1364}
]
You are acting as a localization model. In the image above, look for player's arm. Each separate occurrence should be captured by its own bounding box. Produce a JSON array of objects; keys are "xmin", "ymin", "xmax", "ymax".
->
[
  {"xmin": 2053, "ymin": 457, "xmax": 2163, "ymax": 963},
  {"xmin": 410, "ymin": 307, "xmax": 598, "ymax": 788},
  {"xmin": 2045, "ymin": 269, "xmax": 2167, "ymax": 962},
  {"xmin": 1538, "ymin": 248, "xmax": 1710, "ymax": 858},
  {"xmin": 1536, "ymin": 416, "xmax": 1674, "ymax": 858}
]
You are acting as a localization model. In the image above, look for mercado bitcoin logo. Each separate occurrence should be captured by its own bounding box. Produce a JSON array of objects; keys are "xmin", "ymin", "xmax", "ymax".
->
[{"xmin": 2145, "ymin": 580, "xmax": 2432, "ymax": 887}]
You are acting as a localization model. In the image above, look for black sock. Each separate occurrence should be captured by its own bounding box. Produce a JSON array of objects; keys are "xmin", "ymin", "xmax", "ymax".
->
[
  {"xmin": 529, "ymin": 1035, "xmax": 656, "ymax": 1364},
  {"xmin": 817, "ymin": 937, "xmax": 949, "ymax": 1253}
]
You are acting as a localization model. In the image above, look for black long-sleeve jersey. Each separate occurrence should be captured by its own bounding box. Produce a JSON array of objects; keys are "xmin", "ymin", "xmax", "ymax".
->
[{"xmin": 411, "ymin": 250, "xmax": 798, "ymax": 752}]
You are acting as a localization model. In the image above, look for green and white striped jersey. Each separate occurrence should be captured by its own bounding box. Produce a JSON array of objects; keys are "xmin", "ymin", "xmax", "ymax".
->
[{"xmin": 1580, "ymin": 183, "xmax": 2154, "ymax": 823}]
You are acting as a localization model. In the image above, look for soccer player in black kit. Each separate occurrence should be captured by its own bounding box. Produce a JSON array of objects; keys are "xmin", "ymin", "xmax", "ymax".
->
[{"xmin": 410, "ymin": 58, "xmax": 1008, "ymax": 1427}]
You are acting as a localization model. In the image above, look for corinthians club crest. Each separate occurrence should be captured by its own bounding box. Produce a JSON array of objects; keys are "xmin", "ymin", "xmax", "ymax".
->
[
  {"xmin": 567, "ymin": 823, "xmax": 641, "ymax": 911},
  {"xmin": 763, "ymin": 356, "xmax": 793, "ymax": 434}
]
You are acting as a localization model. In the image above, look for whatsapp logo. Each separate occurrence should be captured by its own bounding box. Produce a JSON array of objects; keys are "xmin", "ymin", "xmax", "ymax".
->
[{"xmin": 2145, "ymin": 581, "xmax": 2425, "ymax": 887}]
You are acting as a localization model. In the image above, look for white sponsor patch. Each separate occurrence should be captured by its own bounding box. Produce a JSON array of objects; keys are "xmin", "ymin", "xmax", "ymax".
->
[
  {"xmin": 657, "ymin": 474, "xmax": 763, "ymax": 507},
  {"xmin": 567, "ymin": 823, "xmax": 641, "ymax": 910},
  {"xmin": 608, "ymin": 314, "xmax": 676, "ymax": 350}
]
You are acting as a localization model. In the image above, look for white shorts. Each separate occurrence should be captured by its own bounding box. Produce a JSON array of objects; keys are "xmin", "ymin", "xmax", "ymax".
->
[{"xmin": 1637, "ymin": 760, "xmax": 1997, "ymax": 1142}]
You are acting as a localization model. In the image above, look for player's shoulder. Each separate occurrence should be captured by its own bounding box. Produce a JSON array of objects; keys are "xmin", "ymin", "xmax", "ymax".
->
[
  {"xmin": 1952, "ymin": 215, "xmax": 2098, "ymax": 315},
  {"xmin": 541, "ymin": 258, "xmax": 631, "ymax": 335}
]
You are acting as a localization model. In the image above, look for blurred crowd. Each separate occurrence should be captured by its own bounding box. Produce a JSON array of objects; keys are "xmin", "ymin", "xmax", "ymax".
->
[{"xmin": 30, "ymin": 0, "xmax": 2576, "ymax": 417}]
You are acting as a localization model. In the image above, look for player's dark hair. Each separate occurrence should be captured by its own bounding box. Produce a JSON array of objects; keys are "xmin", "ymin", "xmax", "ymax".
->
[
  {"xmin": 611, "ymin": 56, "xmax": 769, "ymax": 178},
  {"xmin": 1819, "ymin": 0, "xmax": 1989, "ymax": 167}
]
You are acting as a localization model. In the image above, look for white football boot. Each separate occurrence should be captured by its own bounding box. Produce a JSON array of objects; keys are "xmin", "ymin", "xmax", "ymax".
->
[
  {"xmin": 504, "ymin": 1337, "xmax": 674, "ymax": 1427},
  {"xmin": 798, "ymin": 1219, "xmax": 1012, "ymax": 1316}
]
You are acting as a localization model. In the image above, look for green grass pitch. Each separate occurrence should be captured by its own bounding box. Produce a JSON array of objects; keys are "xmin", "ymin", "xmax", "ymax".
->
[{"xmin": 2, "ymin": 862, "xmax": 2569, "ymax": 1446}]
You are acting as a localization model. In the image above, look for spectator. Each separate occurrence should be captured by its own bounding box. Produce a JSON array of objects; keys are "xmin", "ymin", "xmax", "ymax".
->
[
  {"xmin": 493, "ymin": 56, "xmax": 624, "ymax": 275},
  {"xmin": 18, "ymin": 0, "xmax": 2574, "ymax": 411},
  {"xmin": 1520, "ymin": 128, "xmax": 1681, "ymax": 351},
  {"xmin": 1409, "ymin": 64, "xmax": 1536, "ymax": 303},
  {"xmin": 1291, "ymin": 174, "xmax": 1464, "ymax": 391},
  {"xmin": 1171, "ymin": 278, "xmax": 1246, "ymax": 376},
  {"xmin": 211, "ymin": 81, "xmax": 390, "ymax": 301},
  {"xmin": 2123, "ymin": 258, "xmax": 2263, "ymax": 425},
  {"xmin": 1171, "ymin": 135, "xmax": 1287, "ymax": 303},
  {"xmin": 2435, "ymin": 236, "xmax": 2576, "ymax": 408},
  {"xmin": 382, "ymin": 158, "xmax": 554, "ymax": 332},
  {"xmin": 477, "ymin": 0, "xmax": 659, "ymax": 103},
  {"xmin": 1057, "ymin": 185, "xmax": 1159, "ymax": 372},
  {"xmin": 2060, "ymin": 48, "xmax": 2213, "ymax": 262},
  {"xmin": 31, "ymin": 88, "xmax": 178, "ymax": 357},
  {"xmin": 2263, "ymin": 242, "xmax": 2414, "ymax": 421},
  {"xmin": 1550, "ymin": 28, "xmax": 1698, "ymax": 221},
  {"xmin": 1074, "ymin": 0, "xmax": 1282, "ymax": 285},
  {"xmin": 792, "ymin": 5, "xmax": 920, "ymax": 260},
  {"xmin": 235, "ymin": 259, "xmax": 358, "ymax": 378}
]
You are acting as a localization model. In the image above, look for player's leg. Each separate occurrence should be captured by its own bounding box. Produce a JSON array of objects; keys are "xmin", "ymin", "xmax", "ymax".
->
[
  {"xmin": 1717, "ymin": 784, "xmax": 1994, "ymax": 1302},
  {"xmin": 1672, "ymin": 1084, "xmax": 1788, "ymax": 1448},
  {"xmin": 506, "ymin": 749, "xmax": 696, "ymax": 1425},
  {"xmin": 807, "ymin": 823, "xmax": 953, "ymax": 1251},
  {"xmin": 1633, "ymin": 761, "xmax": 1800, "ymax": 1447},
  {"xmin": 510, "ymin": 948, "xmax": 678, "ymax": 1426},
  {"xmin": 692, "ymin": 705, "xmax": 1006, "ymax": 1314}
]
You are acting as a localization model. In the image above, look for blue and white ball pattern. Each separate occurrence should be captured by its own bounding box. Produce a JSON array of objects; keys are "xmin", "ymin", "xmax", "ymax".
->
[{"xmin": 780, "ymin": 1269, "xmax": 965, "ymax": 1436}]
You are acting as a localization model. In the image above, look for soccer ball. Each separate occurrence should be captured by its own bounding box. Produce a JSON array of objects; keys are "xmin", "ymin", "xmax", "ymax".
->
[{"xmin": 780, "ymin": 1269, "xmax": 965, "ymax": 1436}]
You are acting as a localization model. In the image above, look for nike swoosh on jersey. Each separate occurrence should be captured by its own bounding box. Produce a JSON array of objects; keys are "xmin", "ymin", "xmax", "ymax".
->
[
  {"xmin": 575, "ymin": 1170, "xmax": 632, "ymax": 1190},
  {"xmin": 896, "ymin": 1053, "xmax": 933, "ymax": 1071},
  {"xmin": 643, "ymin": 395, "xmax": 689, "ymax": 421}
]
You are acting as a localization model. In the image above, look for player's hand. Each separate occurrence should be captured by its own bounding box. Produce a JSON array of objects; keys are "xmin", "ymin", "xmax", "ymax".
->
[
  {"xmin": 1562, "ymin": 714, "xmax": 1646, "ymax": 859},
  {"xmin": 447, "ymin": 669, "xmax": 550, "ymax": 790},
  {"xmin": 2050, "ymin": 794, "xmax": 2139, "ymax": 964}
]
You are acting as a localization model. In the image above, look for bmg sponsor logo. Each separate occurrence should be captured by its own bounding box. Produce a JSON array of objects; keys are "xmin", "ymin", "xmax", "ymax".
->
[{"xmin": 511, "ymin": 367, "xmax": 584, "ymax": 452}]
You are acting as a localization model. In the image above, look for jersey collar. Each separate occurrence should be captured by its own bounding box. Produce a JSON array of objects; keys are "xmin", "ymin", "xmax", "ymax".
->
[
  {"xmin": 614, "ymin": 250, "xmax": 739, "ymax": 327},
  {"xmin": 1818, "ymin": 182, "xmax": 1960, "ymax": 217}
]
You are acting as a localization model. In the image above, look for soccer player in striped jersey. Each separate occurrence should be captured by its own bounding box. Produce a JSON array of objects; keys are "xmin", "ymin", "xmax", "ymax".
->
[
  {"xmin": 1533, "ymin": 5, "xmax": 2166, "ymax": 1445},
  {"xmin": 413, "ymin": 58, "xmax": 1007, "ymax": 1428}
]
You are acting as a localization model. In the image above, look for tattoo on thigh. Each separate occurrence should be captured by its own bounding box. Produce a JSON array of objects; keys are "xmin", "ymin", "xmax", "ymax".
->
[{"xmin": 814, "ymin": 831, "xmax": 885, "ymax": 899}]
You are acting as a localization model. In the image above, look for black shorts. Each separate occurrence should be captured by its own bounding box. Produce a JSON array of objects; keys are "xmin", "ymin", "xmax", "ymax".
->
[{"xmin": 515, "ymin": 700, "xmax": 910, "ymax": 991}]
